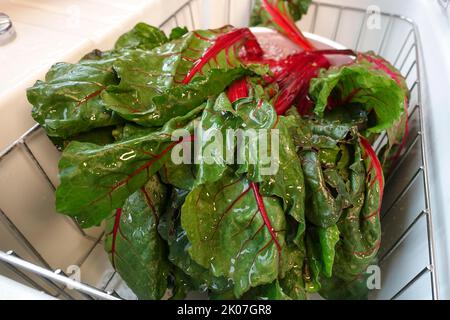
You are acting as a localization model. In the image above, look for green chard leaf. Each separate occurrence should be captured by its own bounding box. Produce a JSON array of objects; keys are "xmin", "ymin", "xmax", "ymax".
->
[
  {"xmin": 322, "ymin": 137, "xmax": 383, "ymax": 299},
  {"xmin": 27, "ymin": 58, "xmax": 122, "ymax": 139},
  {"xmin": 310, "ymin": 51, "xmax": 406, "ymax": 133},
  {"xmin": 169, "ymin": 26, "xmax": 189, "ymax": 40},
  {"xmin": 357, "ymin": 52, "xmax": 409, "ymax": 176},
  {"xmin": 115, "ymin": 23, "xmax": 168, "ymax": 51},
  {"xmin": 332, "ymin": 138, "xmax": 383, "ymax": 281},
  {"xmin": 158, "ymin": 188, "xmax": 231, "ymax": 294},
  {"xmin": 194, "ymin": 87, "xmax": 278, "ymax": 186},
  {"xmin": 277, "ymin": 244, "xmax": 307, "ymax": 300},
  {"xmin": 193, "ymin": 93, "xmax": 240, "ymax": 186},
  {"xmin": 260, "ymin": 116, "xmax": 306, "ymax": 237},
  {"xmin": 27, "ymin": 30, "xmax": 172, "ymax": 140},
  {"xmin": 55, "ymin": 106, "xmax": 203, "ymax": 228},
  {"xmin": 288, "ymin": 113, "xmax": 358, "ymax": 229},
  {"xmin": 306, "ymin": 225, "xmax": 340, "ymax": 279},
  {"xmin": 250, "ymin": 0, "xmax": 312, "ymax": 27},
  {"xmin": 243, "ymin": 280, "xmax": 292, "ymax": 300},
  {"xmin": 159, "ymin": 161, "xmax": 197, "ymax": 191},
  {"xmin": 102, "ymin": 26, "xmax": 259, "ymax": 126},
  {"xmin": 181, "ymin": 171, "xmax": 286, "ymax": 297},
  {"xmin": 168, "ymin": 224, "xmax": 232, "ymax": 293},
  {"xmin": 319, "ymin": 274, "xmax": 370, "ymax": 300},
  {"xmin": 104, "ymin": 175, "xmax": 170, "ymax": 300}
]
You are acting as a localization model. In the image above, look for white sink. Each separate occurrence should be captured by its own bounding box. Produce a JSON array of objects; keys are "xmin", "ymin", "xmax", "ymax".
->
[{"xmin": 0, "ymin": 274, "xmax": 56, "ymax": 300}]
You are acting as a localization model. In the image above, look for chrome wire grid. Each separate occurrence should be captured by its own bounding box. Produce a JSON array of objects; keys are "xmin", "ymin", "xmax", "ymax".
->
[{"xmin": 0, "ymin": 0, "xmax": 439, "ymax": 300}]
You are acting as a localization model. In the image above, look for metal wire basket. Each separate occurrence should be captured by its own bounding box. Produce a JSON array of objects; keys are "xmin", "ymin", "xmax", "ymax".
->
[{"xmin": 0, "ymin": 0, "xmax": 439, "ymax": 300}]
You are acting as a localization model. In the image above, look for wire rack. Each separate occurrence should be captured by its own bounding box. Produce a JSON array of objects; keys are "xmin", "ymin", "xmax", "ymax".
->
[{"xmin": 0, "ymin": 0, "xmax": 439, "ymax": 300}]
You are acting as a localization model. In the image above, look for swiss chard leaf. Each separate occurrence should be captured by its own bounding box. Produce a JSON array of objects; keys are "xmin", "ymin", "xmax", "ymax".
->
[
  {"xmin": 357, "ymin": 52, "xmax": 409, "ymax": 176},
  {"xmin": 55, "ymin": 106, "xmax": 203, "ymax": 228},
  {"xmin": 159, "ymin": 161, "xmax": 197, "ymax": 191},
  {"xmin": 319, "ymin": 274, "xmax": 370, "ymax": 300},
  {"xmin": 114, "ymin": 23, "xmax": 169, "ymax": 51},
  {"xmin": 169, "ymin": 26, "xmax": 189, "ymax": 41},
  {"xmin": 225, "ymin": 81, "xmax": 307, "ymax": 249},
  {"xmin": 251, "ymin": 0, "xmax": 312, "ymax": 26},
  {"xmin": 103, "ymin": 64, "xmax": 248, "ymax": 126},
  {"xmin": 159, "ymin": 188, "xmax": 231, "ymax": 294},
  {"xmin": 306, "ymin": 225, "xmax": 340, "ymax": 278},
  {"xmin": 242, "ymin": 280, "xmax": 292, "ymax": 300},
  {"xmin": 331, "ymin": 137, "xmax": 382, "ymax": 284},
  {"xmin": 277, "ymin": 244, "xmax": 307, "ymax": 300},
  {"xmin": 104, "ymin": 175, "xmax": 170, "ymax": 300},
  {"xmin": 168, "ymin": 224, "xmax": 232, "ymax": 293},
  {"xmin": 193, "ymin": 94, "xmax": 240, "ymax": 186},
  {"xmin": 27, "ymin": 59, "xmax": 122, "ymax": 139},
  {"xmin": 250, "ymin": 0, "xmax": 314, "ymax": 50},
  {"xmin": 195, "ymin": 85, "xmax": 278, "ymax": 186},
  {"xmin": 181, "ymin": 171, "xmax": 286, "ymax": 297},
  {"xmin": 310, "ymin": 52, "xmax": 406, "ymax": 133},
  {"xmin": 27, "ymin": 25, "xmax": 170, "ymax": 139},
  {"xmin": 301, "ymin": 150, "xmax": 347, "ymax": 228},
  {"xmin": 223, "ymin": 81, "xmax": 306, "ymax": 236},
  {"xmin": 258, "ymin": 116, "xmax": 306, "ymax": 241},
  {"xmin": 102, "ymin": 27, "xmax": 262, "ymax": 126}
]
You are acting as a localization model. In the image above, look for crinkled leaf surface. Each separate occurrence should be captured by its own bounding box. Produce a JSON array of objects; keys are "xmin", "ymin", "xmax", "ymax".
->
[
  {"xmin": 104, "ymin": 175, "xmax": 170, "ymax": 300},
  {"xmin": 102, "ymin": 27, "xmax": 259, "ymax": 126},
  {"xmin": 310, "ymin": 53, "xmax": 405, "ymax": 133},
  {"xmin": 56, "ymin": 107, "xmax": 203, "ymax": 228},
  {"xmin": 251, "ymin": 0, "xmax": 312, "ymax": 26},
  {"xmin": 332, "ymin": 138, "xmax": 383, "ymax": 281},
  {"xmin": 181, "ymin": 172, "xmax": 286, "ymax": 297},
  {"xmin": 27, "ymin": 59, "xmax": 122, "ymax": 139},
  {"xmin": 114, "ymin": 22, "xmax": 168, "ymax": 51}
]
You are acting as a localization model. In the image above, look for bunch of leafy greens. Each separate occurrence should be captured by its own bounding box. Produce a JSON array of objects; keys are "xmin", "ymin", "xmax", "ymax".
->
[{"xmin": 27, "ymin": 0, "xmax": 407, "ymax": 300}]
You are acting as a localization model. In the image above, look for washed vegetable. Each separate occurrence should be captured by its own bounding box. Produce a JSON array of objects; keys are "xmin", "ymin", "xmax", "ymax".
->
[
  {"xmin": 251, "ymin": 0, "xmax": 314, "ymax": 50},
  {"xmin": 104, "ymin": 175, "xmax": 170, "ymax": 299},
  {"xmin": 28, "ymin": 0, "xmax": 407, "ymax": 299}
]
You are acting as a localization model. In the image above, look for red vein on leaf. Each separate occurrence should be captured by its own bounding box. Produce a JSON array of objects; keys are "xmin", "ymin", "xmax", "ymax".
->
[
  {"xmin": 251, "ymin": 239, "xmax": 275, "ymax": 267},
  {"xmin": 250, "ymin": 182, "xmax": 282, "ymax": 253},
  {"xmin": 362, "ymin": 53, "xmax": 410, "ymax": 170},
  {"xmin": 210, "ymin": 186, "xmax": 252, "ymax": 239},
  {"xmin": 181, "ymin": 56, "xmax": 198, "ymax": 62},
  {"xmin": 225, "ymin": 46, "xmax": 235, "ymax": 68},
  {"xmin": 236, "ymin": 222, "xmax": 265, "ymax": 260},
  {"xmin": 119, "ymin": 228, "xmax": 130, "ymax": 243},
  {"xmin": 193, "ymin": 31, "xmax": 213, "ymax": 42},
  {"xmin": 275, "ymin": 52, "xmax": 330, "ymax": 115},
  {"xmin": 353, "ymin": 240, "xmax": 381, "ymax": 257},
  {"xmin": 87, "ymin": 140, "xmax": 181, "ymax": 208},
  {"xmin": 232, "ymin": 209, "xmax": 259, "ymax": 239},
  {"xmin": 75, "ymin": 86, "xmax": 106, "ymax": 108},
  {"xmin": 360, "ymin": 137, "xmax": 384, "ymax": 221},
  {"xmin": 182, "ymin": 28, "xmax": 260, "ymax": 84},
  {"xmin": 141, "ymin": 187, "xmax": 159, "ymax": 225},
  {"xmin": 110, "ymin": 208, "xmax": 123, "ymax": 269},
  {"xmin": 212, "ymin": 178, "xmax": 243, "ymax": 202}
]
